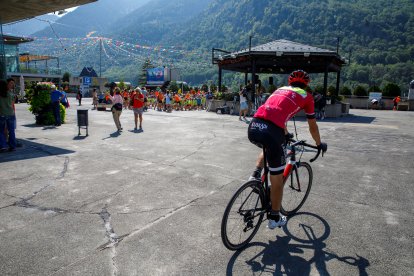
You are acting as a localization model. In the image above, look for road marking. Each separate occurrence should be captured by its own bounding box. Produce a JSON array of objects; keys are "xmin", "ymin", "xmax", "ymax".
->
[{"xmin": 106, "ymin": 170, "xmax": 120, "ymax": 175}]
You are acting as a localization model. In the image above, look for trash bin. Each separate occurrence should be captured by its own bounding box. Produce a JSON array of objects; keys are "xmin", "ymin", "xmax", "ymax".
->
[{"xmin": 77, "ymin": 109, "xmax": 88, "ymax": 136}]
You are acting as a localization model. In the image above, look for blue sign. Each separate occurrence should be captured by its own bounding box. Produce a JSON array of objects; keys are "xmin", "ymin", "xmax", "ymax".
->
[
  {"xmin": 147, "ymin": 67, "xmax": 165, "ymax": 85},
  {"xmin": 83, "ymin": 77, "xmax": 92, "ymax": 84}
]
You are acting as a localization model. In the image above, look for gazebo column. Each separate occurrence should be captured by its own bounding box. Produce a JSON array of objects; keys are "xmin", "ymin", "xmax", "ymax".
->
[
  {"xmin": 218, "ymin": 66, "xmax": 222, "ymax": 93},
  {"xmin": 244, "ymin": 72, "xmax": 248, "ymax": 86},
  {"xmin": 252, "ymin": 58, "xmax": 256, "ymax": 108},
  {"xmin": 335, "ymin": 70, "xmax": 341, "ymax": 97},
  {"xmin": 323, "ymin": 65, "xmax": 328, "ymax": 96}
]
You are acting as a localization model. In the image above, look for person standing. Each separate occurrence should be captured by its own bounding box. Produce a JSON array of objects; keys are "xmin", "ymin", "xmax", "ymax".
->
[
  {"xmin": 92, "ymin": 88, "xmax": 98, "ymax": 109},
  {"xmin": 239, "ymin": 87, "xmax": 248, "ymax": 120},
  {"xmin": 393, "ymin": 96, "xmax": 401, "ymax": 111},
  {"xmin": 141, "ymin": 86, "xmax": 148, "ymax": 111},
  {"xmin": 132, "ymin": 87, "xmax": 144, "ymax": 130},
  {"xmin": 76, "ymin": 90, "xmax": 82, "ymax": 106},
  {"xmin": 51, "ymin": 85, "xmax": 63, "ymax": 126},
  {"xmin": 0, "ymin": 80, "xmax": 17, "ymax": 152},
  {"xmin": 61, "ymin": 85, "xmax": 69, "ymax": 109},
  {"xmin": 108, "ymin": 87, "xmax": 124, "ymax": 132}
]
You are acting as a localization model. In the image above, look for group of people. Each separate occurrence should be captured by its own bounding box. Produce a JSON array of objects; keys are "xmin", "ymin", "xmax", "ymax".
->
[
  {"xmin": 101, "ymin": 87, "xmax": 145, "ymax": 132},
  {"xmin": 145, "ymin": 90, "xmax": 212, "ymax": 112},
  {"xmin": 238, "ymin": 83, "xmax": 327, "ymax": 121}
]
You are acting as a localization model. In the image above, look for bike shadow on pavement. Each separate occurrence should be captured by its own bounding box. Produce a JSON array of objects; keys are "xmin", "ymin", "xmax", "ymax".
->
[{"xmin": 226, "ymin": 212, "xmax": 370, "ymax": 275}]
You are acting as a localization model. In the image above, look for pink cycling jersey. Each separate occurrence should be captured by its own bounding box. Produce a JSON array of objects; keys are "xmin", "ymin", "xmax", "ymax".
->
[{"xmin": 254, "ymin": 86, "xmax": 315, "ymax": 129}]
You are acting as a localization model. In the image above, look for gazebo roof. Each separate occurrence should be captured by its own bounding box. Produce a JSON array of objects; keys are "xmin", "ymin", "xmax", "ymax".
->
[
  {"xmin": 235, "ymin": 39, "xmax": 336, "ymax": 55},
  {"xmin": 214, "ymin": 39, "xmax": 346, "ymax": 74}
]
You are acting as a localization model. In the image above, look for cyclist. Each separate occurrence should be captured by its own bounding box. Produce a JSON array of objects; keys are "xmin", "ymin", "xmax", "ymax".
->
[{"xmin": 247, "ymin": 70, "xmax": 327, "ymax": 229}]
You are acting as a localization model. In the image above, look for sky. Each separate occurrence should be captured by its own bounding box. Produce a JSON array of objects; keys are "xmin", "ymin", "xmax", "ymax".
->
[{"xmin": 50, "ymin": 7, "xmax": 78, "ymax": 17}]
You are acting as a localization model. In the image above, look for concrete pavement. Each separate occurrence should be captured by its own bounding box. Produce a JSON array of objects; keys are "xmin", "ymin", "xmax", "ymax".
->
[{"xmin": 0, "ymin": 99, "xmax": 413, "ymax": 275}]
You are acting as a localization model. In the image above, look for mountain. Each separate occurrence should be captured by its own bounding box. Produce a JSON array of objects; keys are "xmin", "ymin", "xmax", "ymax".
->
[
  {"xmin": 168, "ymin": 0, "xmax": 414, "ymax": 88},
  {"xmin": 108, "ymin": 0, "xmax": 213, "ymax": 44},
  {"xmin": 20, "ymin": 0, "xmax": 414, "ymax": 91},
  {"xmin": 32, "ymin": 0, "xmax": 151, "ymax": 38},
  {"xmin": 2, "ymin": 14, "xmax": 59, "ymax": 37}
]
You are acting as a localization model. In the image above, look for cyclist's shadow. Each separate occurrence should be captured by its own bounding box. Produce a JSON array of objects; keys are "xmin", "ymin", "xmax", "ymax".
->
[{"xmin": 226, "ymin": 212, "xmax": 370, "ymax": 275}]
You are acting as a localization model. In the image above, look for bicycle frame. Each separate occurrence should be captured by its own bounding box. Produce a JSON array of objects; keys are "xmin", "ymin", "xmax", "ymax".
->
[{"xmin": 260, "ymin": 140, "xmax": 320, "ymax": 210}]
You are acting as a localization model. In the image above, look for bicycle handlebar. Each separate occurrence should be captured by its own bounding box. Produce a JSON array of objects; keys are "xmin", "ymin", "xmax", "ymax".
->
[{"xmin": 288, "ymin": 139, "xmax": 323, "ymax": 163}]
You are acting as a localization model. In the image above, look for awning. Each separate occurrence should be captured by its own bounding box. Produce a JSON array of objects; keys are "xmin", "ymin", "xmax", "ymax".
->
[
  {"xmin": 19, "ymin": 54, "xmax": 56, "ymax": 62},
  {"xmin": 0, "ymin": 0, "xmax": 97, "ymax": 24}
]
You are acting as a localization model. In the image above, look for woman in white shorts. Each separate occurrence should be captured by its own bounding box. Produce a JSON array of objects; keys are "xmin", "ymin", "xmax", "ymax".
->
[{"xmin": 239, "ymin": 88, "xmax": 248, "ymax": 120}]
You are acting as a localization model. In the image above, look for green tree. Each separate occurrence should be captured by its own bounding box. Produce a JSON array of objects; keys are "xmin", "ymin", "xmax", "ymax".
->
[
  {"xmin": 138, "ymin": 58, "xmax": 154, "ymax": 86},
  {"xmin": 328, "ymin": 85, "xmax": 336, "ymax": 95},
  {"xmin": 382, "ymin": 82, "xmax": 401, "ymax": 97},
  {"xmin": 168, "ymin": 81, "xmax": 179, "ymax": 92},
  {"xmin": 368, "ymin": 85, "xmax": 381, "ymax": 92},
  {"xmin": 118, "ymin": 80, "xmax": 125, "ymax": 90},
  {"xmin": 268, "ymin": 84, "xmax": 277, "ymax": 93},
  {"xmin": 210, "ymin": 83, "xmax": 217, "ymax": 93},
  {"xmin": 62, "ymin": 72, "xmax": 71, "ymax": 83},
  {"xmin": 201, "ymin": 83, "xmax": 208, "ymax": 92},
  {"xmin": 340, "ymin": 86, "xmax": 352, "ymax": 95},
  {"xmin": 353, "ymin": 85, "xmax": 368, "ymax": 96}
]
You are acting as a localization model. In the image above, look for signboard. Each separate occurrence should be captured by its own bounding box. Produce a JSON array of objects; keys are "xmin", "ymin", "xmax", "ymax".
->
[
  {"xmin": 83, "ymin": 77, "xmax": 92, "ymax": 84},
  {"xmin": 147, "ymin": 67, "xmax": 165, "ymax": 85},
  {"xmin": 409, "ymin": 80, "xmax": 414, "ymax": 100},
  {"xmin": 369, "ymin": 92, "xmax": 382, "ymax": 100}
]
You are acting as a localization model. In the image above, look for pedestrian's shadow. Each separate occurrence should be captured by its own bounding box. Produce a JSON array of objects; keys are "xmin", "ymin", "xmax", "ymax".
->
[
  {"xmin": 73, "ymin": 136, "xmax": 87, "ymax": 140},
  {"xmin": 128, "ymin": 129, "xmax": 144, "ymax": 133},
  {"xmin": 226, "ymin": 212, "xmax": 370, "ymax": 275},
  {"xmin": 102, "ymin": 131, "xmax": 121, "ymax": 140}
]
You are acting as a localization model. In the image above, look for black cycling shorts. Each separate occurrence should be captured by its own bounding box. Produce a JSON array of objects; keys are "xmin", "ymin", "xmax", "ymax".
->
[{"xmin": 248, "ymin": 118, "xmax": 286, "ymax": 175}]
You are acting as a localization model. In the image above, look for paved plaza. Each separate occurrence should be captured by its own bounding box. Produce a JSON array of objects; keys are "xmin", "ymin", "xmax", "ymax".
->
[{"xmin": 1, "ymin": 99, "xmax": 413, "ymax": 275}]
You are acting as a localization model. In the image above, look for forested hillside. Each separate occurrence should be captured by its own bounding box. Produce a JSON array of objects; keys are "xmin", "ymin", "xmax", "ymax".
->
[
  {"xmin": 18, "ymin": 0, "xmax": 414, "ymax": 92},
  {"xmin": 169, "ymin": 0, "xmax": 414, "ymax": 90},
  {"xmin": 33, "ymin": 0, "xmax": 151, "ymax": 38}
]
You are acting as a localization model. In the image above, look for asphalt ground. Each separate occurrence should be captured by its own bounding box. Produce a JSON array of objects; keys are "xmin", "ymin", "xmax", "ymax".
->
[{"xmin": 0, "ymin": 99, "xmax": 413, "ymax": 276}]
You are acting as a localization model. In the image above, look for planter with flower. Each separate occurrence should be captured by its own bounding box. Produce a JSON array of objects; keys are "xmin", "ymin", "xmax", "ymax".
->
[{"xmin": 27, "ymin": 82, "xmax": 66, "ymax": 125}]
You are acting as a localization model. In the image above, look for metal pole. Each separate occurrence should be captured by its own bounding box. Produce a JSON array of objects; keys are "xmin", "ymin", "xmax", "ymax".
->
[
  {"xmin": 252, "ymin": 58, "xmax": 256, "ymax": 111},
  {"xmin": 323, "ymin": 65, "xmax": 328, "ymax": 97},
  {"xmin": 0, "ymin": 20, "xmax": 6, "ymax": 80},
  {"xmin": 99, "ymin": 39, "xmax": 102, "ymax": 77},
  {"xmin": 218, "ymin": 67, "xmax": 222, "ymax": 93},
  {"xmin": 336, "ymin": 37, "xmax": 340, "ymax": 54}
]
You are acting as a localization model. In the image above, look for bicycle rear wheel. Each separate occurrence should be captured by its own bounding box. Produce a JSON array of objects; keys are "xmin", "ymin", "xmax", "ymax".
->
[
  {"xmin": 281, "ymin": 162, "xmax": 313, "ymax": 216},
  {"xmin": 221, "ymin": 180, "xmax": 265, "ymax": 251}
]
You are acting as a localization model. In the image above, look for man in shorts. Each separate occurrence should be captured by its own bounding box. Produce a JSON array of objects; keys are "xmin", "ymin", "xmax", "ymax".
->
[
  {"xmin": 248, "ymin": 70, "xmax": 327, "ymax": 229},
  {"xmin": 132, "ymin": 87, "xmax": 144, "ymax": 130}
]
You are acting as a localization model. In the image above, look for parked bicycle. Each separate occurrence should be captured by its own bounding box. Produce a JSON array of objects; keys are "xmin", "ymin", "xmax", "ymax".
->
[{"xmin": 221, "ymin": 137, "xmax": 326, "ymax": 251}]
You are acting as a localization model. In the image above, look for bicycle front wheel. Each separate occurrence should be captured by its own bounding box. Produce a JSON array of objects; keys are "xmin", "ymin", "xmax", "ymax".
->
[
  {"xmin": 221, "ymin": 180, "xmax": 265, "ymax": 251},
  {"xmin": 281, "ymin": 162, "xmax": 313, "ymax": 216}
]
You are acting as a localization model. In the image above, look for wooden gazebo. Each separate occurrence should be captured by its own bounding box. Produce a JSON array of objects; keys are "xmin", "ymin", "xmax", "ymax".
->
[{"xmin": 212, "ymin": 39, "xmax": 346, "ymax": 98}]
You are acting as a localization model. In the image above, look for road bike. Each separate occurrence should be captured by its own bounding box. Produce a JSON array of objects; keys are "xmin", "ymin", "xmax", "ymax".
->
[{"xmin": 221, "ymin": 138, "xmax": 325, "ymax": 251}]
